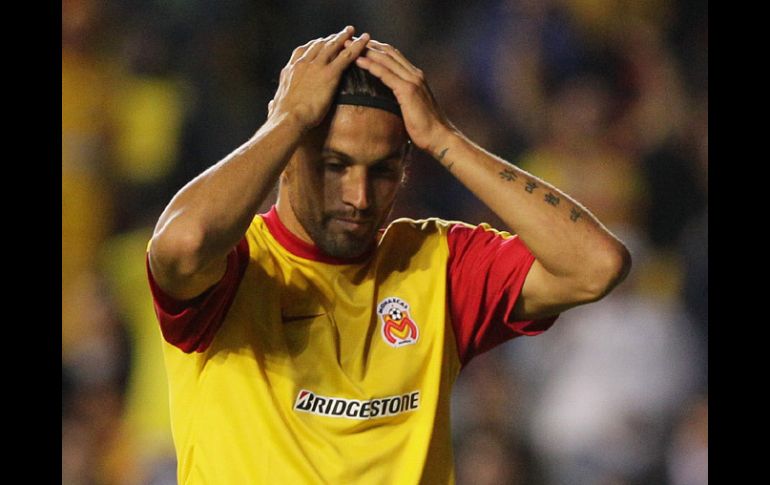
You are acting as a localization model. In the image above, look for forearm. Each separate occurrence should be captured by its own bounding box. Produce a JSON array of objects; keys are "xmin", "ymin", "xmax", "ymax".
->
[
  {"xmin": 433, "ymin": 131, "xmax": 630, "ymax": 293},
  {"xmin": 351, "ymin": 39, "xmax": 630, "ymax": 312},
  {"xmin": 151, "ymin": 113, "xmax": 304, "ymax": 287},
  {"xmin": 149, "ymin": 28, "xmax": 370, "ymax": 299}
]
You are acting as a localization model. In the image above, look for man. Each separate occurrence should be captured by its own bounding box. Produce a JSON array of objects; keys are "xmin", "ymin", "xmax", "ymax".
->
[{"xmin": 147, "ymin": 26, "xmax": 631, "ymax": 484}]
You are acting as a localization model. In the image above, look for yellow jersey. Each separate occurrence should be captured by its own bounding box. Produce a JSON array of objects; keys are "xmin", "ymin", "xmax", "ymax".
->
[{"xmin": 147, "ymin": 206, "xmax": 557, "ymax": 484}]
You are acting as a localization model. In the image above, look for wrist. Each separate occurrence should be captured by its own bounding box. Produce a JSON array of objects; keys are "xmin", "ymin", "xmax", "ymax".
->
[
  {"xmin": 427, "ymin": 125, "xmax": 463, "ymax": 162},
  {"xmin": 265, "ymin": 110, "xmax": 312, "ymax": 138}
]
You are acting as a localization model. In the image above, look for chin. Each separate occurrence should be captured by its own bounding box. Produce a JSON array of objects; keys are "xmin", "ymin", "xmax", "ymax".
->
[{"xmin": 319, "ymin": 233, "xmax": 375, "ymax": 259}]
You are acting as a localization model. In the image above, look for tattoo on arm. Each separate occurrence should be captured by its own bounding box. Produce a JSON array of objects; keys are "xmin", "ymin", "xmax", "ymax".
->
[
  {"xmin": 524, "ymin": 181, "xmax": 538, "ymax": 193},
  {"xmin": 499, "ymin": 167, "xmax": 518, "ymax": 182},
  {"xmin": 544, "ymin": 192, "xmax": 560, "ymax": 206},
  {"xmin": 436, "ymin": 147, "xmax": 453, "ymax": 171},
  {"xmin": 570, "ymin": 207, "xmax": 583, "ymax": 222}
]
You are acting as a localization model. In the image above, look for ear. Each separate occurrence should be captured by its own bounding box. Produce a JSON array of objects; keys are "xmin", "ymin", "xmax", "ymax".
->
[
  {"xmin": 400, "ymin": 163, "xmax": 409, "ymax": 186},
  {"xmin": 399, "ymin": 140, "xmax": 412, "ymax": 183},
  {"xmin": 281, "ymin": 163, "xmax": 292, "ymax": 183}
]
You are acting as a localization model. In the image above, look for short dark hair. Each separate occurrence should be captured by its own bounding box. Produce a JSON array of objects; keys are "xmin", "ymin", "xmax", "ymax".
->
[{"xmin": 337, "ymin": 65, "xmax": 396, "ymax": 100}]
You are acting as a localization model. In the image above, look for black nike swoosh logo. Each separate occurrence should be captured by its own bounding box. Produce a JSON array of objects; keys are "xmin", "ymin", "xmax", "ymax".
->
[{"xmin": 281, "ymin": 313, "xmax": 326, "ymax": 323}]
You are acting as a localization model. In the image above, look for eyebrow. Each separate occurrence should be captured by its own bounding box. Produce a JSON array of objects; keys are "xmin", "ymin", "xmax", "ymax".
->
[{"xmin": 321, "ymin": 147, "xmax": 404, "ymax": 165}]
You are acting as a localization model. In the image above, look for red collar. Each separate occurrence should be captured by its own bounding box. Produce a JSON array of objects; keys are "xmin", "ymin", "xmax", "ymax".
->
[{"xmin": 261, "ymin": 205, "xmax": 376, "ymax": 265}]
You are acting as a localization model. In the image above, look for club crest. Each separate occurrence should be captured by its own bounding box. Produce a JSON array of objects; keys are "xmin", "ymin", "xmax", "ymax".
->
[{"xmin": 377, "ymin": 297, "xmax": 419, "ymax": 347}]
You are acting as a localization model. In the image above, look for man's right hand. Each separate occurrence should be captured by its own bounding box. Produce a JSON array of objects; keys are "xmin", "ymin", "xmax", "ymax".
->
[
  {"xmin": 149, "ymin": 27, "xmax": 370, "ymax": 302},
  {"xmin": 269, "ymin": 26, "xmax": 370, "ymax": 132}
]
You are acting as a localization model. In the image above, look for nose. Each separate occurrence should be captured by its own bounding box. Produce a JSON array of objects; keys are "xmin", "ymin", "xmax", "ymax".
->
[{"xmin": 341, "ymin": 166, "xmax": 371, "ymax": 211}]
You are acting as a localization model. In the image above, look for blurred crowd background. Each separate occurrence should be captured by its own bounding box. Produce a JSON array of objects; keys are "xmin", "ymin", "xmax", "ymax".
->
[{"xmin": 62, "ymin": 0, "xmax": 707, "ymax": 483}]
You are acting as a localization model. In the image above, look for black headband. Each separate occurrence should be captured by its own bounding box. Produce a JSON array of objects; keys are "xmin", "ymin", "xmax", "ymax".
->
[{"xmin": 334, "ymin": 94, "xmax": 402, "ymax": 118}]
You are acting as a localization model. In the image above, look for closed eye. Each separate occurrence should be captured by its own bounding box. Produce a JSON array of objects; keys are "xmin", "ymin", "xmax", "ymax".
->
[
  {"xmin": 370, "ymin": 161, "xmax": 401, "ymax": 179},
  {"xmin": 324, "ymin": 158, "xmax": 349, "ymax": 173}
]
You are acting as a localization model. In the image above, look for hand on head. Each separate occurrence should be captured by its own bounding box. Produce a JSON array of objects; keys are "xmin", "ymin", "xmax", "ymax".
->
[
  {"xmin": 347, "ymin": 38, "xmax": 457, "ymax": 157},
  {"xmin": 271, "ymin": 28, "xmax": 456, "ymax": 159},
  {"xmin": 269, "ymin": 26, "xmax": 370, "ymax": 131}
]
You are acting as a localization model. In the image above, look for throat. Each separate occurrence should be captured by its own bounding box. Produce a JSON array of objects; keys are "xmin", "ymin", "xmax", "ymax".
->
[{"xmin": 276, "ymin": 196, "xmax": 314, "ymax": 245}]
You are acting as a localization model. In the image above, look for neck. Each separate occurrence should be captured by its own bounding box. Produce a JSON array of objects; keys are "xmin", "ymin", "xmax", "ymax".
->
[{"xmin": 275, "ymin": 187, "xmax": 314, "ymax": 245}]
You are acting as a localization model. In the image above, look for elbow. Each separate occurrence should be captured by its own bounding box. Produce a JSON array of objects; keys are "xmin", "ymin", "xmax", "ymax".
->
[
  {"xmin": 581, "ymin": 241, "xmax": 633, "ymax": 303},
  {"xmin": 150, "ymin": 223, "xmax": 209, "ymax": 279}
]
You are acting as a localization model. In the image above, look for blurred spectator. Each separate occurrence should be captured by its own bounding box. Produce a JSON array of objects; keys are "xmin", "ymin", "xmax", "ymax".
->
[
  {"xmin": 451, "ymin": 346, "xmax": 548, "ymax": 485},
  {"xmin": 560, "ymin": 0, "xmax": 675, "ymax": 46},
  {"xmin": 509, "ymin": 234, "xmax": 705, "ymax": 485},
  {"xmin": 609, "ymin": 18, "xmax": 688, "ymax": 157},
  {"xmin": 98, "ymin": 227, "xmax": 178, "ymax": 485},
  {"xmin": 61, "ymin": 271, "xmax": 131, "ymax": 484},
  {"xmin": 107, "ymin": 10, "xmax": 189, "ymax": 232},
  {"xmin": 519, "ymin": 72, "xmax": 648, "ymax": 234},
  {"xmin": 62, "ymin": 0, "xmax": 119, "ymax": 355},
  {"xmin": 455, "ymin": 424, "xmax": 546, "ymax": 485},
  {"xmin": 452, "ymin": 348, "xmax": 526, "ymax": 434},
  {"xmin": 609, "ymin": 19, "xmax": 705, "ymax": 254},
  {"xmin": 173, "ymin": 1, "xmax": 275, "ymax": 194}
]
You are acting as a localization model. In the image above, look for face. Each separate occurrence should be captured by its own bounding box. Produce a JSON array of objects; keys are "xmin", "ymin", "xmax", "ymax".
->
[{"xmin": 281, "ymin": 105, "xmax": 409, "ymax": 259}]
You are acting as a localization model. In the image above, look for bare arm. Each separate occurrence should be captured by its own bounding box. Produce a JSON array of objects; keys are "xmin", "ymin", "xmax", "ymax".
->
[
  {"xmin": 426, "ymin": 133, "xmax": 631, "ymax": 318},
  {"xmin": 355, "ymin": 41, "xmax": 631, "ymax": 319},
  {"xmin": 149, "ymin": 27, "xmax": 371, "ymax": 300}
]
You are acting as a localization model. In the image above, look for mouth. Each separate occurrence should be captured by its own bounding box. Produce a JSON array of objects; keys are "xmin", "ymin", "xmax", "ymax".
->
[{"xmin": 331, "ymin": 217, "xmax": 373, "ymax": 232}]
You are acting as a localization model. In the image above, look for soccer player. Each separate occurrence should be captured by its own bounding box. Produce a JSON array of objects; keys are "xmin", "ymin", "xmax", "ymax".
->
[{"xmin": 147, "ymin": 26, "xmax": 631, "ymax": 483}]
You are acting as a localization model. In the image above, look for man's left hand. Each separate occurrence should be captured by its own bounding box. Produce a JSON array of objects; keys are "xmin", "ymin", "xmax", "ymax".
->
[{"xmin": 348, "ymin": 39, "xmax": 457, "ymax": 159}]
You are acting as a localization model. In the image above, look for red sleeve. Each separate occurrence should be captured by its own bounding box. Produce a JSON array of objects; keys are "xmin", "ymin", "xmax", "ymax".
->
[
  {"xmin": 146, "ymin": 237, "xmax": 250, "ymax": 353},
  {"xmin": 447, "ymin": 224, "xmax": 558, "ymax": 366}
]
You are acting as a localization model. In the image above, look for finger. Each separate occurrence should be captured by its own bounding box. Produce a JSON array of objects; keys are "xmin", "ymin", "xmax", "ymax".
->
[
  {"xmin": 365, "ymin": 40, "xmax": 420, "ymax": 76},
  {"xmin": 360, "ymin": 46, "xmax": 418, "ymax": 83},
  {"xmin": 343, "ymin": 35, "xmax": 377, "ymax": 53},
  {"xmin": 330, "ymin": 32, "xmax": 371, "ymax": 70},
  {"xmin": 343, "ymin": 36, "xmax": 363, "ymax": 48},
  {"xmin": 289, "ymin": 38, "xmax": 316, "ymax": 64},
  {"xmin": 355, "ymin": 55, "xmax": 414, "ymax": 96},
  {"xmin": 362, "ymin": 42, "xmax": 420, "ymax": 81},
  {"xmin": 298, "ymin": 37, "xmax": 328, "ymax": 62},
  {"xmin": 318, "ymin": 25, "xmax": 355, "ymax": 62}
]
